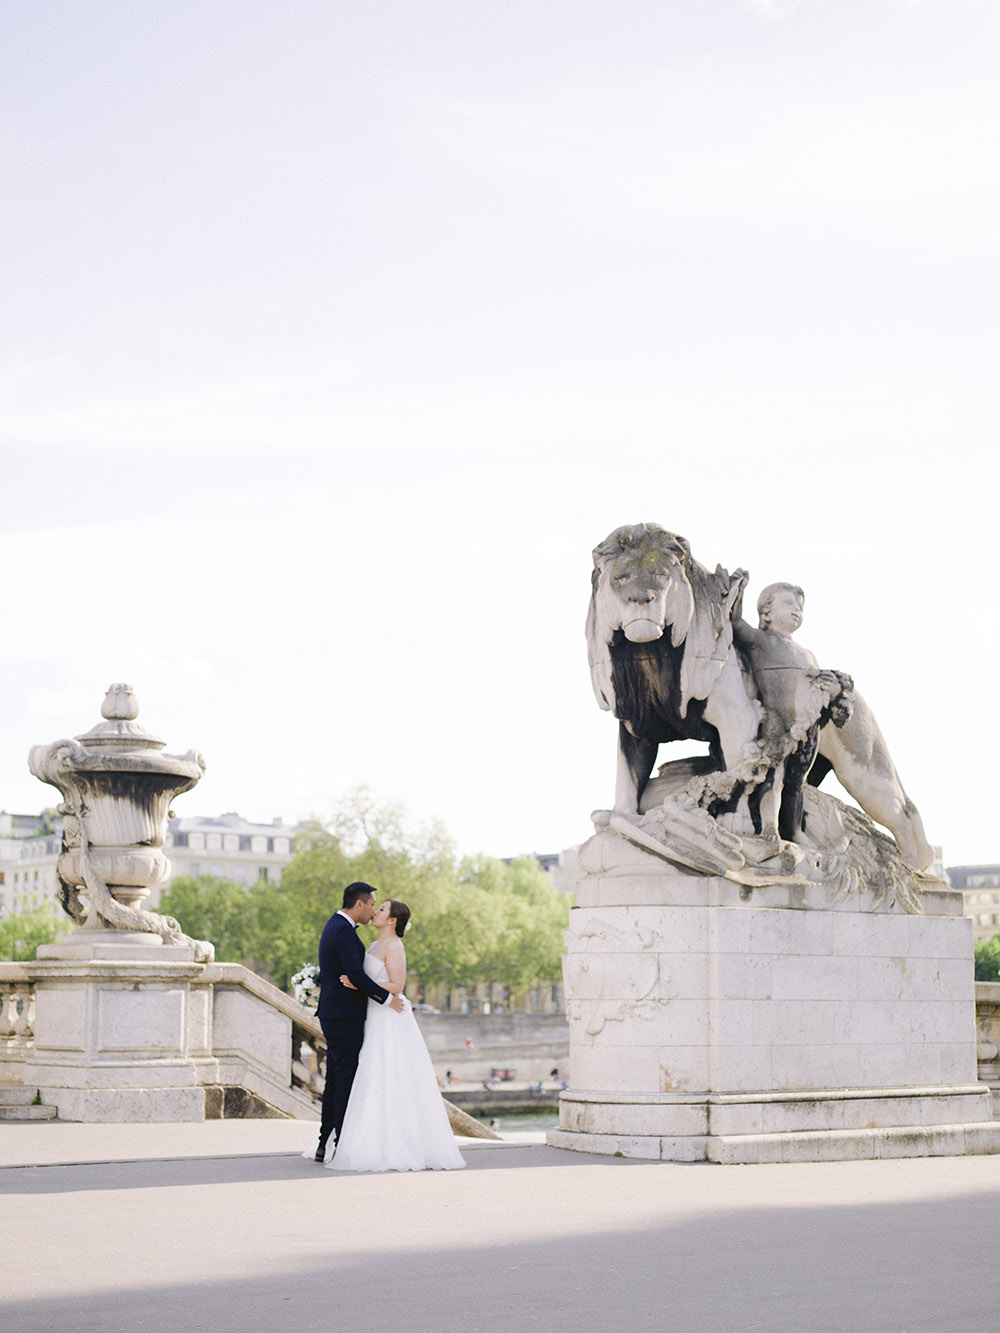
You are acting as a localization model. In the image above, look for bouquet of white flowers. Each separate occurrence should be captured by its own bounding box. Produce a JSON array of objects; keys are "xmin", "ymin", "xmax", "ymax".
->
[{"xmin": 289, "ymin": 963, "xmax": 320, "ymax": 1008}]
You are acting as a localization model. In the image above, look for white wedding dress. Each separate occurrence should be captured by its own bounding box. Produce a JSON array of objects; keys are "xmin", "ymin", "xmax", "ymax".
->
[{"xmin": 326, "ymin": 951, "xmax": 466, "ymax": 1173}]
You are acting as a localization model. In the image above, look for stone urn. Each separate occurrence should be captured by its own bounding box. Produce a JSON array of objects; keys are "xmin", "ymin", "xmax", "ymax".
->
[{"xmin": 29, "ymin": 683, "xmax": 211, "ymax": 956}]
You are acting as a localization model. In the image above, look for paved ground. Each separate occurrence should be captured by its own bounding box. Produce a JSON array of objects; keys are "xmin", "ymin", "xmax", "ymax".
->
[{"xmin": 3, "ymin": 1119, "xmax": 1000, "ymax": 1332}]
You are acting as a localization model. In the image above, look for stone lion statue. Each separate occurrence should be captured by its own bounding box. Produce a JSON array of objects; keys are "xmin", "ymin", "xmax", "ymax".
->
[
  {"xmin": 587, "ymin": 523, "xmax": 761, "ymax": 818},
  {"xmin": 588, "ymin": 522, "xmax": 934, "ymax": 877}
]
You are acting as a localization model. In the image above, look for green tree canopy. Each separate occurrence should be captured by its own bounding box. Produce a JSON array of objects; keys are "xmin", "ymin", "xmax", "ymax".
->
[
  {"xmin": 975, "ymin": 934, "xmax": 1000, "ymax": 982},
  {"xmin": 0, "ymin": 899, "xmax": 68, "ymax": 961},
  {"xmin": 159, "ymin": 788, "xmax": 572, "ymax": 996},
  {"xmin": 157, "ymin": 874, "xmax": 264, "ymax": 968}
]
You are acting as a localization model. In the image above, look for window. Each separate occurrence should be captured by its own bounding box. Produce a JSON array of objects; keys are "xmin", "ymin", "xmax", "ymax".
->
[
  {"xmin": 272, "ymin": 838, "xmax": 290, "ymax": 856},
  {"xmin": 188, "ymin": 862, "xmax": 201, "ymax": 877},
  {"xmin": 223, "ymin": 834, "xmax": 239, "ymax": 852},
  {"xmin": 188, "ymin": 833, "xmax": 205, "ymax": 852},
  {"xmin": 258, "ymin": 867, "xmax": 269, "ymax": 882},
  {"xmin": 206, "ymin": 834, "xmax": 222, "ymax": 851},
  {"xmin": 234, "ymin": 866, "xmax": 247, "ymax": 885},
  {"xmin": 250, "ymin": 836, "xmax": 267, "ymax": 854}
]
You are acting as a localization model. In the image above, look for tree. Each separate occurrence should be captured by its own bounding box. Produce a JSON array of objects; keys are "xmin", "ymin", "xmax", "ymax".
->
[
  {"xmin": 455, "ymin": 855, "xmax": 570, "ymax": 998},
  {"xmin": 975, "ymin": 935, "xmax": 1000, "ymax": 982},
  {"xmin": 319, "ymin": 788, "xmax": 464, "ymax": 990},
  {"xmin": 159, "ymin": 788, "xmax": 573, "ymax": 1002},
  {"xmin": 0, "ymin": 899, "xmax": 69, "ymax": 961},
  {"xmin": 249, "ymin": 827, "xmax": 352, "ymax": 990},
  {"xmin": 158, "ymin": 875, "xmax": 263, "ymax": 966}
]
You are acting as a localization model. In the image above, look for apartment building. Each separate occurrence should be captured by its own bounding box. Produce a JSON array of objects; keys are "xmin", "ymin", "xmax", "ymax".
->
[{"xmin": 0, "ymin": 809, "xmax": 298, "ymax": 914}]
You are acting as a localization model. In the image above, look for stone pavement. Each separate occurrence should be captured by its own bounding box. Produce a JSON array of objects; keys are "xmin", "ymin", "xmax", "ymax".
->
[{"xmin": 3, "ymin": 1119, "xmax": 1000, "ymax": 1332}]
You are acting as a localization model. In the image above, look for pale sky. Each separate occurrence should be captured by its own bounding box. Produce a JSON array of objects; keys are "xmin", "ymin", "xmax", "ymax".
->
[{"xmin": 2, "ymin": 1, "xmax": 998, "ymax": 866}]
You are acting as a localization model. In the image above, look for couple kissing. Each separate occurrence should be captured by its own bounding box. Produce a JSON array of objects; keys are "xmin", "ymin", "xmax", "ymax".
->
[{"xmin": 308, "ymin": 880, "xmax": 465, "ymax": 1173}]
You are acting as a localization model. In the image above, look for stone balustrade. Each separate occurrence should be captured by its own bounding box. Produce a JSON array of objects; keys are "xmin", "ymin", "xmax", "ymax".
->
[
  {"xmin": 0, "ymin": 960, "xmax": 491, "ymax": 1136},
  {"xmin": 975, "ymin": 982, "xmax": 1000, "ymax": 1115},
  {"xmin": 11, "ymin": 963, "xmax": 993, "ymax": 1129},
  {"xmin": 0, "ymin": 964, "xmax": 36, "ymax": 1080},
  {"xmin": 1, "ymin": 959, "xmax": 320, "ymax": 1115},
  {"xmin": 200, "ymin": 961, "xmax": 328, "ymax": 1114}
]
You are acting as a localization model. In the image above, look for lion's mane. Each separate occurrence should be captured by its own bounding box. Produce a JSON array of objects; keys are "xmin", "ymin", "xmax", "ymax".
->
[{"xmin": 587, "ymin": 522, "xmax": 740, "ymax": 741}]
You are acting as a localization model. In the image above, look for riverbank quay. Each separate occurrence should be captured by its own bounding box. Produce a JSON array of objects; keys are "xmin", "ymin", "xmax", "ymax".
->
[
  {"xmin": 443, "ymin": 1078, "xmax": 561, "ymax": 1115},
  {"xmin": 3, "ymin": 1120, "xmax": 1000, "ymax": 1332},
  {"xmin": 416, "ymin": 1010, "xmax": 568, "ymax": 1085}
]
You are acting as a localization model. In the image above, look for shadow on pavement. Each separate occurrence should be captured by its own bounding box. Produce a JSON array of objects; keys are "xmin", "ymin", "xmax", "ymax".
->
[
  {"xmin": 0, "ymin": 1144, "xmax": 667, "ymax": 1194},
  {"xmin": 2, "ymin": 1187, "xmax": 998, "ymax": 1333}
]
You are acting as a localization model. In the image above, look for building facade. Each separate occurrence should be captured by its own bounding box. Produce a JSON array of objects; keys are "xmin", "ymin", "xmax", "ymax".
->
[
  {"xmin": 503, "ymin": 847, "xmax": 581, "ymax": 895},
  {"xmin": 148, "ymin": 813, "xmax": 298, "ymax": 906},
  {"xmin": 946, "ymin": 864, "xmax": 1000, "ymax": 943},
  {"xmin": 0, "ymin": 811, "xmax": 62, "ymax": 918},
  {"xmin": 0, "ymin": 809, "xmax": 298, "ymax": 916}
]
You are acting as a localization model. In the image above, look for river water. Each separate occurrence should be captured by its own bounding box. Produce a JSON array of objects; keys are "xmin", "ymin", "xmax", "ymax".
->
[{"xmin": 478, "ymin": 1109, "xmax": 558, "ymax": 1134}]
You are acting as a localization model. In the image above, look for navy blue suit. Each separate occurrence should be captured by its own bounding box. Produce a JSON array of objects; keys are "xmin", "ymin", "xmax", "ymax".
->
[{"xmin": 317, "ymin": 912, "xmax": 391, "ymax": 1150}]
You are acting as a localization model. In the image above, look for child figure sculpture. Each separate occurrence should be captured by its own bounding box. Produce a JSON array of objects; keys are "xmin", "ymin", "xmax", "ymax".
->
[{"xmin": 732, "ymin": 579, "xmax": 853, "ymax": 848}]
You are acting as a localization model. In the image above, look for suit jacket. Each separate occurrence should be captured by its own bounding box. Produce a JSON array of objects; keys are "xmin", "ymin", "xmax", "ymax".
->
[{"xmin": 316, "ymin": 913, "xmax": 391, "ymax": 1022}]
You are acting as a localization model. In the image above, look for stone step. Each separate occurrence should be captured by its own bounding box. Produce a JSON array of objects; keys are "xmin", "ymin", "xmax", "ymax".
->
[
  {"xmin": 0, "ymin": 1085, "xmax": 39, "ymax": 1106},
  {"xmin": 0, "ymin": 1103, "xmax": 57, "ymax": 1120},
  {"xmin": 0, "ymin": 1086, "xmax": 58, "ymax": 1119}
]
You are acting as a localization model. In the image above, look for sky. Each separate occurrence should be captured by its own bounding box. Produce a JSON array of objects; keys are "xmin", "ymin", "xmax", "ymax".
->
[{"xmin": 2, "ymin": 0, "xmax": 998, "ymax": 867}]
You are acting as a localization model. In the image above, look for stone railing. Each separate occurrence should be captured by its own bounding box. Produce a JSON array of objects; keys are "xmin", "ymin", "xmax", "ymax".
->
[
  {"xmin": 200, "ymin": 962, "xmax": 328, "ymax": 1113},
  {"xmin": 976, "ymin": 982, "xmax": 1000, "ymax": 1115},
  {"xmin": 0, "ymin": 959, "xmax": 324, "ymax": 1115},
  {"xmin": 0, "ymin": 964, "xmax": 36, "ymax": 1082},
  {"xmin": 1, "ymin": 958, "xmax": 493, "ymax": 1134},
  {"xmin": 6, "ymin": 965, "xmax": 1000, "ymax": 1107},
  {"xmin": 203, "ymin": 966, "xmax": 493, "ymax": 1136}
]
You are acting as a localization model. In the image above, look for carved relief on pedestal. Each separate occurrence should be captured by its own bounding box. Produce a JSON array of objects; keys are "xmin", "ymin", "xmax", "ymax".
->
[
  {"xmin": 564, "ymin": 951, "xmax": 676, "ymax": 1036},
  {"xmin": 565, "ymin": 916, "xmax": 661, "ymax": 953}
]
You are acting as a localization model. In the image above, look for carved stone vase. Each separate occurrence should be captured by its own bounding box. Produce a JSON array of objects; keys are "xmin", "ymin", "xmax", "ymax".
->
[
  {"xmin": 23, "ymin": 685, "xmax": 219, "ymax": 1122},
  {"xmin": 29, "ymin": 683, "xmax": 211, "ymax": 957}
]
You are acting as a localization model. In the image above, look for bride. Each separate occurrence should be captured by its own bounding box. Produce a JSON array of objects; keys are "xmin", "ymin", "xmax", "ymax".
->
[{"xmin": 328, "ymin": 898, "xmax": 466, "ymax": 1173}]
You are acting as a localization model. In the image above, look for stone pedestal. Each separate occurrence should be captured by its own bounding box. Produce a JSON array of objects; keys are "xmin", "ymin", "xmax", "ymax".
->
[
  {"xmin": 23, "ymin": 934, "xmax": 218, "ymax": 1122},
  {"xmin": 548, "ymin": 832, "xmax": 1000, "ymax": 1162}
]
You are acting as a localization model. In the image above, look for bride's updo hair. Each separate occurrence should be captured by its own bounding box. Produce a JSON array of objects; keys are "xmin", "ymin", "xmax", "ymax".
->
[{"xmin": 388, "ymin": 900, "xmax": 411, "ymax": 938}]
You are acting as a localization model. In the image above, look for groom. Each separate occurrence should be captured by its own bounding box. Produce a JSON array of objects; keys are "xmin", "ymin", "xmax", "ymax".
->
[{"xmin": 315, "ymin": 881, "xmax": 404, "ymax": 1161}]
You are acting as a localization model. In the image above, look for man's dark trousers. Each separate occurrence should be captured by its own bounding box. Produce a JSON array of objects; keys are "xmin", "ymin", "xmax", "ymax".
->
[
  {"xmin": 319, "ymin": 1017, "xmax": 365, "ymax": 1149},
  {"xmin": 316, "ymin": 911, "xmax": 390, "ymax": 1153}
]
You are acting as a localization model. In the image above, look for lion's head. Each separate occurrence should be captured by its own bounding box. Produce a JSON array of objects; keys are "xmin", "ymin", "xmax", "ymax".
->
[
  {"xmin": 587, "ymin": 523, "xmax": 737, "ymax": 719},
  {"xmin": 589, "ymin": 523, "xmax": 696, "ymax": 648}
]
